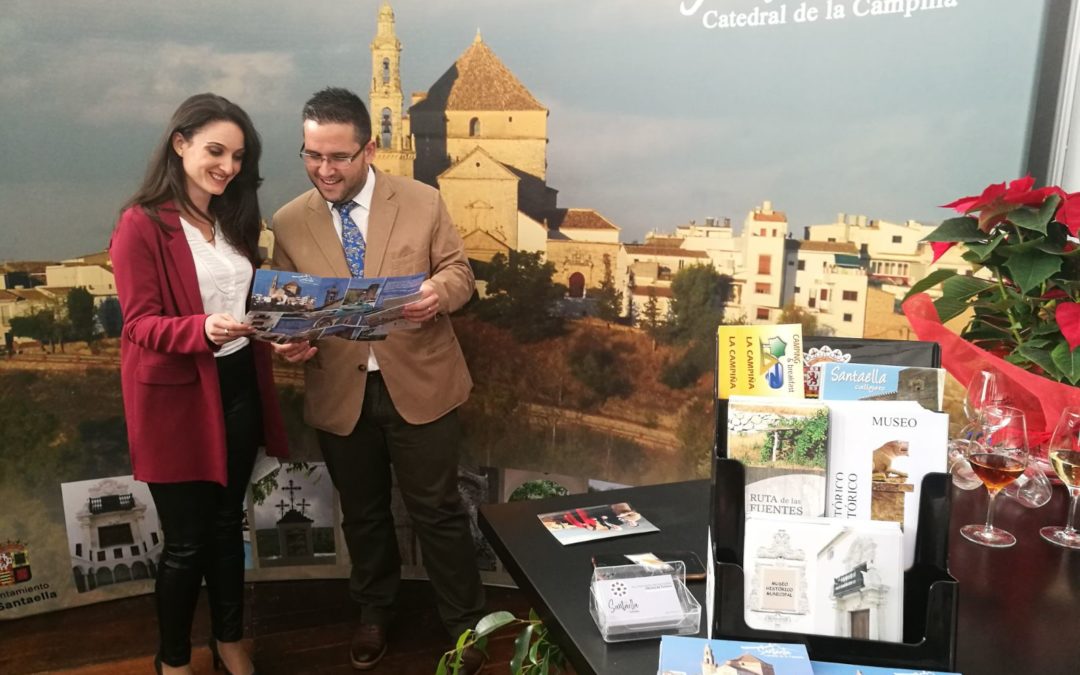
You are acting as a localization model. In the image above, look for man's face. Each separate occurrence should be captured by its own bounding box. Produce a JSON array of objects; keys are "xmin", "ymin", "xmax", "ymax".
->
[{"xmin": 301, "ymin": 120, "xmax": 375, "ymax": 204}]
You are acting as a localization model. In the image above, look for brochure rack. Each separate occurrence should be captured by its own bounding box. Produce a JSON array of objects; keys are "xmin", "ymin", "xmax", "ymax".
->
[{"xmin": 710, "ymin": 398, "xmax": 959, "ymax": 671}]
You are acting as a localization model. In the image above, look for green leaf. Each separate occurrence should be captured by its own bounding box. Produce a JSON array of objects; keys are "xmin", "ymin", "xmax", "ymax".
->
[
  {"xmin": 921, "ymin": 217, "xmax": 983, "ymax": 242},
  {"xmin": 904, "ymin": 268, "xmax": 957, "ymax": 300},
  {"xmin": 1051, "ymin": 342, "xmax": 1080, "ymax": 384},
  {"xmin": 932, "ymin": 295, "xmax": 972, "ymax": 323},
  {"xmin": 941, "ymin": 274, "xmax": 997, "ymax": 302},
  {"xmin": 1016, "ymin": 343, "xmax": 1059, "ymax": 379},
  {"xmin": 964, "ymin": 232, "xmax": 1006, "ymax": 261},
  {"xmin": 455, "ymin": 629, "xmax": 473, "ymax": 651},
  {"xmin": 475, "ymin": 611, "xmax": 517, "ymax": 637},
  {"xmin": 436, "ymin": 655, "xmax": 449, "ymax": 675},
  {"xmin": 1033, "ymin": 322, "xmax": 1063, "ymax": 337},
  {"xmin": 511, "ymin": 624, "xmax": 535, "ymax": 674},
  {"xmin": 1009, "ymin": 194, "xmax": 1060, "ymax": 235},
  {"xmin": 1003, "ymin": 249, "xmax": 1063, "ymax": 294}
]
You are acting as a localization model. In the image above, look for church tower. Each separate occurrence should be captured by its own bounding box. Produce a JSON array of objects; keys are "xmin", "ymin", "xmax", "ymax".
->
[{"xmin": 369, "ymin": 1, "xmax": 415, "ymax": 177}]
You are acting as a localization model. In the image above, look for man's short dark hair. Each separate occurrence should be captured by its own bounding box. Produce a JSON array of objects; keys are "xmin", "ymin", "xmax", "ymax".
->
[{"xmin": 303, "ymin": 87, "xmax": 372, "ymax": 145}]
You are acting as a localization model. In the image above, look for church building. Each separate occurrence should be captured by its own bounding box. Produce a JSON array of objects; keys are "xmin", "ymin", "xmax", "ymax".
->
[{"xmin": 369, "ymin": 2, "xmax": 621, "ymax": 295}]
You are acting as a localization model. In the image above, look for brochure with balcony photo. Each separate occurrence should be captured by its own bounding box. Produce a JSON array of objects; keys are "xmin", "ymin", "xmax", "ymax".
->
[
  {"xmin": 727, "ymin": 396, "xmax": 829, "ymax": 518},
  {"xmin": 743, "ymin": 515, "xmax": 904, "ymax": 643},
  {"xmin": 825, "ymin": 400, "xmax": 948, "ymax": 568},
  {"xmin": 810, "ymin": 661, "xmax": 960, "ymax": 675},
  {"xmin": 659, "ymin": 635, "xmax": 814, "ymax": 675},
  {"xmin": 537, "ymin": 503, "xmax": 658, "ymax": 545},
  {"xmin": 817, "ymin": 362, "xmax": 945, "ymax": 411},
  {"xmin": 244, "ymin": 269, "xmax": 426, "ymax": 343}
]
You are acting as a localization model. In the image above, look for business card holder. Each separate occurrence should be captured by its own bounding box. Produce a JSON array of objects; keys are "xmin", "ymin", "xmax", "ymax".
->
[{"xmin": 588, "ymin": 560, "xmax": 701, "ymax": 643}]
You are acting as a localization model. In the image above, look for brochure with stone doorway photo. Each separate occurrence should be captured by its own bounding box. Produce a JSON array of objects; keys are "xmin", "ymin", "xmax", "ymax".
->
[{"xmin": 537, "ymin": 502, "xmax": 658, "ymax": 545}]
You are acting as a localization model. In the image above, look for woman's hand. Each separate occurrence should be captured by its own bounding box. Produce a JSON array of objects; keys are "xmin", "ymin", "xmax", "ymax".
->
[{"xmin": 204, "ymin": 313, "xmax": 254, "ymax": 346}]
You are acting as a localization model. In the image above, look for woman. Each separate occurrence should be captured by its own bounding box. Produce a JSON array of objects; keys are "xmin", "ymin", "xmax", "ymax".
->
[{"xmin": 110, "ymin": 93, "xmax": 288, "ymax": 675}]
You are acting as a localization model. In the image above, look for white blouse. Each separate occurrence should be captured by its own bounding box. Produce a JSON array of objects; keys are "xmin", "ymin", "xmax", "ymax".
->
[{"xmin": 181, "ymin": 217, "xmax": 253, "ymax": 358}]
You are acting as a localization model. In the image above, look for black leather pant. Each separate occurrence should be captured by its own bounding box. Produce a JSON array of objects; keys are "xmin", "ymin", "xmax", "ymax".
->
[{"xmin": 148, "ymin": 346, "xmax": 262, "ymax": 667}]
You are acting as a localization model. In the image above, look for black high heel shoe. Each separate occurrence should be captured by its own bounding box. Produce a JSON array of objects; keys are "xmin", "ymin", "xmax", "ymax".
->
[
  {"xmin": 209, "ymin": 637, "xmax": 256, "ymax": 675},
  {"xmin": 153, "ymin": 654, "xmax": 163, "ymax": 675}
]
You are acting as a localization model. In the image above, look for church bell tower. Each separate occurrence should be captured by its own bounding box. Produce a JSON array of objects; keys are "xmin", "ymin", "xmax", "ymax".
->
[{"xmin": 369, "ymin": 1, "xmax": 415, "ymax": 177}]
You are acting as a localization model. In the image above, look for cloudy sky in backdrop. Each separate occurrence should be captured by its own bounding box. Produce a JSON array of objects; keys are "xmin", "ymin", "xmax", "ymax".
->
[{"xmin": 0, "ymin": 0, "xmax": 1048, "ymax": 260}]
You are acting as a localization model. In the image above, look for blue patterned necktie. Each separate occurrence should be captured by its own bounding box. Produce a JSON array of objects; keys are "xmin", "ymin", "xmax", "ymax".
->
[{"xmin": 335, "ymin": 200, "xmax": 366, "ymax": 278}]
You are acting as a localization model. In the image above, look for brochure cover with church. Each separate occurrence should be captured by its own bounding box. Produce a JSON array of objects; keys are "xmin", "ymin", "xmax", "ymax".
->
[
  {"xmin": 727, "ymin": 396, "xmax": 829, "ymax": 518},
  {"xmin": 743, "ymin": 515, "xmax": 904, "ymax": 642},
  {"xmin": 659, "ymin": 635, "xmax": 814, "ymax": 675},
  {"xmin": 244, "ymin": 269, "xmax": 425, "ymax": 343},
  {"xmin": 825, "ymin": 400, "xmax": 948, "ymax": 568}
]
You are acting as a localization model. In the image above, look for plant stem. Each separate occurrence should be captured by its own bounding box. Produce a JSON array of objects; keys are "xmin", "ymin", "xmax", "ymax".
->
[{"xmin": 993, "ymin": 275, "xmax": 1025, "ymax": 347}]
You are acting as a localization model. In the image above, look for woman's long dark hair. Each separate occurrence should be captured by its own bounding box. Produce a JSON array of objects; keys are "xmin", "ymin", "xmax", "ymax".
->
[{"xmin": 123, "ymin": 93, "xmax": 263, "ymax": 264}]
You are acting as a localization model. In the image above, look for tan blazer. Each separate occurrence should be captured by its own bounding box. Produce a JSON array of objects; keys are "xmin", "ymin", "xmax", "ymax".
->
[{"xmin": 271, "ymin": 169, "xmax": 475, "ymax": 434}]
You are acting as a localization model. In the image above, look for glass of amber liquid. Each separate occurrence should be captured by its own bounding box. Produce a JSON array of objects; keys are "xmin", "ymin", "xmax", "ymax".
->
[
  {"xmin": 1040, "ymin": 407, "xmax": 1080, "ymax": 549},
  {"xmin": 961, "ymin": 405, "xmax": 1029, "ymax": 548}
]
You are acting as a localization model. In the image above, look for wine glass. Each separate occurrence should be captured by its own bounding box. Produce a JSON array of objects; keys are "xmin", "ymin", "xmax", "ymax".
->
[
  {"xmin": 960, "ymin": 405, "xmax": 1029, "ymax": 548},
  {"xmin": 1040, "ymin": 407, "xmax": 1080, "ymax": 549},
  {"xmin": 952, "ymin": 370, "xmax": 1007, "ymax": 490}
]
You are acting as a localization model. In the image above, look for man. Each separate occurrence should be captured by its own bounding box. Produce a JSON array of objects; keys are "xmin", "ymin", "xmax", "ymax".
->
[{"xmin": 272, "ymin": 87, "xmax": 486, "ymax": 673}]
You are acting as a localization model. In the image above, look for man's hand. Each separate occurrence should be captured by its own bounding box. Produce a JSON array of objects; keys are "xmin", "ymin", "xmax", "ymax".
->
[
  {"xmin": 403, "ymin": 280, "xmax": 441, "ymax": 323},
  {"xmin": 272, "ymin": 340, "xmax": 318, "ymax": 363}
]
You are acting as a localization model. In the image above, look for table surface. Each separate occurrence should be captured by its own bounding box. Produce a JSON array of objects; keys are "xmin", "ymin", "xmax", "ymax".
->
[{"xmin": 479, "ymin": 479, "xmax": 1080, "ymax": 675}]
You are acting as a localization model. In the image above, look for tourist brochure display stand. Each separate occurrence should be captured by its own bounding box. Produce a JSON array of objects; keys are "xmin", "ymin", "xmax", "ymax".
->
[{"xmin": 710, "ymin": 397, "xmax": 959, "ymax": 671}]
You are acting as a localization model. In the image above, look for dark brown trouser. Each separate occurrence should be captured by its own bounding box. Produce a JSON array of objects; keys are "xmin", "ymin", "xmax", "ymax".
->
[{"xmin": 317, "ymin": 371, "xmax": 485, "ymax": 638}]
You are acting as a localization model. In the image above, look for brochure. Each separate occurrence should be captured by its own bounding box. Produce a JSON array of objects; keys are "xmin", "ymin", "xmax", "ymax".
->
[
  {"xmin": 743, "ymin": 515, "xmax": 904, "ymax": 643},
  {"xmin": 244, "ymin": 269, "xmax": 425, "ymax": 343},
  {"xmin": 825, "ymin": 400, "xmax": 949, "ymax": 568},
  {"xmin": 659, "ymin": 635, "xmax": 814, "ymax": 675},
  {"xmin": 802, "ymin": 337, "xmax": 941, "ymax": 398},
  {"xmin": 817, "ymin": 362, "xmax": 945, "ymax": 411},
  {"xmin": 536, "ymin": 503, "xmax": 658, "ymax": 545},
  {"xmin": 728, "ymin": 396, "xmax": 830, "ymax": 518},
  {"xmin": 717, "ymin": 324, "xmax": 805, "ymax": 399}
]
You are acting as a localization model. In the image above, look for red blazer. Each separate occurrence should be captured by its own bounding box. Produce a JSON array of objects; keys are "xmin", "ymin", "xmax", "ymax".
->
[{"xmin": 110, "ymin": 203, "xmax": 288, "ymax": 485}]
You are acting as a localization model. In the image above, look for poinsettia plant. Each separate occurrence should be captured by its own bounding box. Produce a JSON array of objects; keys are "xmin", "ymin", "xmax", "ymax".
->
[{"xmin": 906, "ymin": 176, "xmax": 1080, "ymax": 384}]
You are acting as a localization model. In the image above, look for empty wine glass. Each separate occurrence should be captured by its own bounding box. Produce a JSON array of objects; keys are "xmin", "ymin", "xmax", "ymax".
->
[
  {"xmin": 960, "ymin": 405, "xmax": 1029, "ymax": 548},
  {"xmin": 1002, "ymin": 459, "xmax": 1053, "ymax": 508},
  {"xmin": 948, "ymin": 439, "xmax": 982, "ymax": 490},
  {"xmin": 953, "ymin": 370, "xmax": 1010, "ymax": 490},
  {"xmin": 1040, "ymin": 407, "xmax": 1080, "ymax": 549},
  {"xmin": 962, "ymin": 369, "xmax": 1010, "ymax": 421}
]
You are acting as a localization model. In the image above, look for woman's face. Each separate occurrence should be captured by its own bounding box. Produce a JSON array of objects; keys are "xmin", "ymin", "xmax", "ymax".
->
[{"xmin": 172, "ymin": 120, "xmax": 245, "ymax": 208}]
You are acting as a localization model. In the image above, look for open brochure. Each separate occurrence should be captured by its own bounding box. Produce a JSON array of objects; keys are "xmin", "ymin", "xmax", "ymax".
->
[{"xmin": 245, "ymin": 269, "xmax": 425, "ymax": 343}]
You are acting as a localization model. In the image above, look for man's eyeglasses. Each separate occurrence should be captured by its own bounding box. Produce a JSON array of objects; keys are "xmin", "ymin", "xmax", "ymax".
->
[{"xmin": 298, "ymin": 145, "xmax": 364, "ymax": 167}]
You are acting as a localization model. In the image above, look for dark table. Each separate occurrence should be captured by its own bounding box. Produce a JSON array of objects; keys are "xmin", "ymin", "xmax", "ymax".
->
[{"xmin": 479, "ymin": 479, "xmax": 1080, "ymax": 675}]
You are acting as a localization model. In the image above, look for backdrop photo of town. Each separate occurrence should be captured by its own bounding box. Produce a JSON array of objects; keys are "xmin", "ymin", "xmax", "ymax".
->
[{"xmin": 0, "ymin": 0, "xmax": 1049, "ymax": 616}]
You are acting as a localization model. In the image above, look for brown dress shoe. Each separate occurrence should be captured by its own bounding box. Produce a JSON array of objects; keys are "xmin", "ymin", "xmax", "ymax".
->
[
  {"xmin": 349, "ymin": 624, "xmax": 387, "ymax": 670},
  {"xmin": 459, "ymin": 645, "xmax": 487, "ymax": 675}
]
